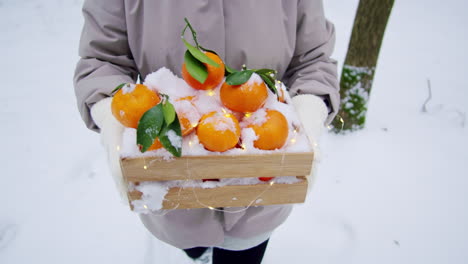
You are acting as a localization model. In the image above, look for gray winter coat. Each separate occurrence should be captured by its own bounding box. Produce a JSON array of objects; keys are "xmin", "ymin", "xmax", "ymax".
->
[{"xmin": 74, "ymin": 0, "xmax": 339, "ymax": 250}]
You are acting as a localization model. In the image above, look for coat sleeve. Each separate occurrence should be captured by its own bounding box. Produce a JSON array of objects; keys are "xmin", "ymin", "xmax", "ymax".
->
[
  {"xmin": 73, "ymin": 0, "xmax": 138, "ymax": 132},
  {"xmin": 283, "ymin": 0, "xmax": 340, "ymax": 124}
]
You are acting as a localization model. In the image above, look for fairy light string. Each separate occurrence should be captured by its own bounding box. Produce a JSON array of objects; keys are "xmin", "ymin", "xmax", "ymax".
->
[{"xmin": 127, "ymin": 91, "xmax": 344, "ymax": 215}]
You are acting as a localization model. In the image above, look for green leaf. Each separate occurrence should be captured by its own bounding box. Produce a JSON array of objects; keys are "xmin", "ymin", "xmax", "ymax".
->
[
  {"xmin": 225, "ymin": 70, "xmax": 254, "ymax": 85},
  {"xmin": 255, "ymin": 69, "xmax": 276, "ymax": 76},
  {"xmin": 258, "ymin": 73, "xmax": 278, "ymax": 95},
  {"xmin": 159, "ymin": 117, "xmax": 183, "ymax": 157},
  {"xmin": 184, "ymin": 50, "xmax": 208, "ymax": 83},
  {"xmin": 182, "ymin": 39, "xmax": 220, "ymax": 68},
  {"xmin": 162, "ymin": 101, "xmax": 176, "ymax": 125},
  {"xmin": 199, "ymin": 46, "xmax": 218, "ymax": 56},
  {"xmin": 111, "ymin": 83, "xmax": 126, "ymax": 95},
  {"xmin": 137, "ymin": 104, "xmax": 164, "ymax": 152},
  {"xmin": 225, "ymin": 65, "xmax": 238, "ymax": 75}
]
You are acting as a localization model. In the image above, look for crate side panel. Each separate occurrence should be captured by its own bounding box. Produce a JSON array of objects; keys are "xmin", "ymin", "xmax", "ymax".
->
[
  {"xmin": 122, "ymin": 152, "xmax": 313, "ymax": 182},
  {"xmin": 128, "ymin": 177, "xmax": 308, "ymax": 209}
]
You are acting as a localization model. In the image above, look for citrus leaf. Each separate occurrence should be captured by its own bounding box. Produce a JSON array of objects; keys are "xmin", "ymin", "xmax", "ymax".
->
[
  {"xmin": 199, "ymin": 46, "xmax": 218, "ymax": 56},
  {"xmin": 159, "ymin": 117, "xmax": 182, "ymax": 157},
  {"xmin": 137, "ymin": 104, "xmax": 164, "ymax": 153},
  {"xmin": 258, "ymin": 73, "xmax": 278, "ymax": 95},
  {"xmin": 184, "ymin": 50, "xmax": 208, "ymax": 83},
  {"xmin": 255, "ymin": 68, "xmax": 276, "ymax": 77},
  {"xmin": 182, "ymin": 39, "xmax": 220, "ymax": 68},
  {"xmin": 162, "ymin": 101, "xmax": 176, "ymax": 125},
  {"xmin": 225, "ymin": 65, "xmax": 238, "ymax": 75},
  {"xmin": 225, "ymin": 70, "xmax": 254, "ymax": 85},
  {"xmin": 111, "ymin": 83, "xmax": 126, "ymax": 95}
]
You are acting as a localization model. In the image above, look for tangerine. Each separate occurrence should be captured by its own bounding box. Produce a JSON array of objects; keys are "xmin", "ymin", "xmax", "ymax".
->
[
  {"xmin": 220, "ymin": 73, "xmax": 268, "ymax": 113},
  {"xmin": 174, "ymin": 96, "xmax": 200, "ymax": 136},
  {"xmin": 197, "ymin": 111, "xmax": 241, "ymax": 152},
  {"xmin": 181, "ymin": 52, "xmax": 225, "ymax": 90},
  {"xmin": 111, "ymin": 84, "xmax": 160, "ymax": 128},
  {"xmin": 246, "ymin": 109, "xmax": 289, "ymax": 150},
  {"xmin": 147, "ymin": 138, "xmax": 163, "ymax": 151},
  {"xmin": 278, "ymin": 84, "xmax": 286, "ymax": 103}
]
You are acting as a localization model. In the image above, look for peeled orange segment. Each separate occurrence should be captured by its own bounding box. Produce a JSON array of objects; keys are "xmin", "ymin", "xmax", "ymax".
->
[
  {"xmin": 197, "ymin": 111, "xmax": 241, "ymax": 152},
  {"xmin": 246, "ymin": 109, "xmax": 289, "ymax": 150},
  {"xmin": 182, "ymin": 52, "xmax": 225, "ymax": 90},
  {"xmin": 111, "ymin": 84, "xmax": 160, "ymax": 128},
  {"xmin": 220, "ymin": 73, "xmax": 268, "ymax": 113}
]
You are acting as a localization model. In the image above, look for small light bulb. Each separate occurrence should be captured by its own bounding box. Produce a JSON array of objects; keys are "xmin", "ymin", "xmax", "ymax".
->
[
  {"xmin": 290, "ymin": 138, "xmax": 296, "ymax": 144},
  {"xmin": 241, "ymin": 144, "xmax": 247, "ymax": 150},
  {"xmin": 244, "ymin": 112, "xmax": 252, "ymax": 118},
  {"xmin": 208, "ymin": 206, "xmax": 215, "ymax": 210},
  {"xmin": 269, "ymin": 181, "xmax": 275, "ymax": 186},
  {"xmin": 143, "ymin": 165, "xmax": 148, "ymax": 170},
  {"xmin": 207, "ymin": 90, "xmax": 215, "ymax": 96},
  {"xmin": 116, "ymin": 145, "xmax": 121, "ymax": 151},
  {"xmin": 191, "ymin": 122, "xmax": 198, "ymax": 128},
  {"xmin": 143, "ymin": 204, "xmax": 148, "ymax": 209}
]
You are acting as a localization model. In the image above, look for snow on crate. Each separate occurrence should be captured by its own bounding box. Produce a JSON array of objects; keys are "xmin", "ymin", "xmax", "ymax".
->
[{"xmin": 130, "ymin": 176, "xmax": 303, "ymax": 214}]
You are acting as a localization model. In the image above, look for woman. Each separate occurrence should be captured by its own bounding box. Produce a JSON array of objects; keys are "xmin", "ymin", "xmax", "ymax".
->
[{"xmin": 74, "ymin": 0, "xmax": 339, "ymax": 263}]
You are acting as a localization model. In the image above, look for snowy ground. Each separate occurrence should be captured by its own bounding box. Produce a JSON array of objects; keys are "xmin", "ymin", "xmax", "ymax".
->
[{"xmin": 1, "ymin": 0, "xmax": 467, "ymax": 263}]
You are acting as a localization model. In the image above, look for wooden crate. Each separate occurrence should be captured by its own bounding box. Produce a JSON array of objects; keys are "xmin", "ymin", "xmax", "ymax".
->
[{"xmin": 121, "ymin": 151, "xmax": 313, "ymax": 210}]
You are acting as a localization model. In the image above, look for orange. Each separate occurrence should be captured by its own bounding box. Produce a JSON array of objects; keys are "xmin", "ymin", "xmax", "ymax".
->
[
  {"xmin": 220, "ymin": 74, "xmax": 268, "ymax": 113},
  {"xmin": 182, "ymin": 52, "xmax": 225, "ymax": 90},
  {"xmin": 197, "ymin": 111, "xmax": 241, "ymax": 152},
  {"xmin": 278, "ymin": 84, "xmax": 286, "ymax": 103},
  {"xmin": 247, "ymin": 109, "xmax": 289, "ymax": 150},
  {"xmin": 111, "ymin": 84, "xmax": 160, "ymax": 128},
  {"xmin": 147, "ymin": 138, "xmax": 163, "ymax": 151},
  {"xmin": 174, "ymin": 96, "xmax": 200, "ymax": 136}
]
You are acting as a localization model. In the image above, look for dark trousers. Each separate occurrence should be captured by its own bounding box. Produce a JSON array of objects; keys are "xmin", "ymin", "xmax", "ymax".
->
[{"xmin": 184, "ymin": 239, "xmax": 269, "ymax": 264}]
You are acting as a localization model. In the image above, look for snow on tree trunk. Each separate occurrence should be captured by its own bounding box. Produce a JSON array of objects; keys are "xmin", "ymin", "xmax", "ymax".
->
[{"xmin": 331, "ymin": 0, "xmax": 394, "ymax": 133}]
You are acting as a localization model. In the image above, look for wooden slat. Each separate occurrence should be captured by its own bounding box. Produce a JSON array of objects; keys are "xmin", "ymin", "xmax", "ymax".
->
[
  {"xmin": 121, "ymin": 152, "xmax": 313, "ymax": 182},
  {"xmin": 128, "ymin": 176, "xmax": 308, "ymax": 209}
]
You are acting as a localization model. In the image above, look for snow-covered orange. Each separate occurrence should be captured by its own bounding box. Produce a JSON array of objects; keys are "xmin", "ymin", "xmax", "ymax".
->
[
  {"xmin": 197, "ymin": 111, "xmax": 241, "ymax": 152},
  {"xmin": 220, "ymin": 74, "xmax": 268, "ymax": 113},
  {"xmin": 181, "ymin": 52, "xmax": 225, "ymax": 90},
  {"xmin": 247, "ymin": 109, "xmax": 289, "ymax": 150},
  {"xmin": 111, "ymin": 84, "xmax": 160, "ymax": 128},
  {"xmin": 175, "ymin": 96, "xmax": 200, "ymax": 136}
]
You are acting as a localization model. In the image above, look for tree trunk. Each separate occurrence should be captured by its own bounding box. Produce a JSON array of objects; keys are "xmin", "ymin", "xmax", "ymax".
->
[{"xmin": 331, "ymin": 0, "xmax": 395, "ymax": 133}]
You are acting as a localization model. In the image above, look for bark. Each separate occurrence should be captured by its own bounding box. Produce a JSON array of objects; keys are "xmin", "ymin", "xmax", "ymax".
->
[{"xmin": 332, "ymin": 0, "xmax": 394, "ymax": 132}]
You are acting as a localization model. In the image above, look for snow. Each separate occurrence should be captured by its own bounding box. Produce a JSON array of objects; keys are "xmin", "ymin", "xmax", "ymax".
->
[
  {"xmin": 241, "ymin": 108, "xmax": 268, "ymax": 126},
  {"xmin": 246, "ymin": 72, "xmax": 263, "ymax": 86},
  {"xmin": 201, "ymin": 112, "xmax": 237, "ymax": 132},
  {"xmin": 173, "ymin": 99, "xmax": 200, "ymax": 126},
  {"xmin": 131, "ymin": 182, "xmax": 168, "ymax": 213},
  {"xmin": 144, "ymin": 67, "xmax": 196, "ymax": 99},
  {"xmin": 166, "ymin": 130, "xmax": 182, "ymax": 149},
  {"xmin": 1, "ymin": 0, "xmax": 468, "ymax": 263},
  {"xmin": 121, "ymin": 83, "xmax": 136, "ymax": 95}
]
